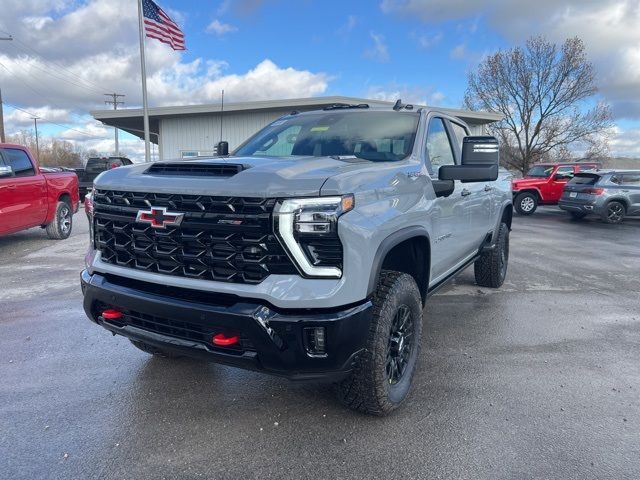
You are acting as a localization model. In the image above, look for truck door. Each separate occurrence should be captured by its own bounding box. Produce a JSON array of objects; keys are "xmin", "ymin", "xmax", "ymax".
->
[
  {"xmin": 548, "ymin": 166, "xmax": 574, "ymax": 201},
  {"xmin": 424, "ymin": 117, "xmax": 476, "ymax": 283},
  {"xmin": 0, "ymin": 147, "xmax": 48, "ymax": 232},
  {"xmin": 447, "ymin": 120, "xmax": 494, "ymax": 250}
]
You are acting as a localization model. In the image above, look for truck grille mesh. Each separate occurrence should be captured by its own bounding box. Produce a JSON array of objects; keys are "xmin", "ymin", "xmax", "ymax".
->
[{"xmin": 92, "ymin": 190, "xmax": 297, "ymax": 284}]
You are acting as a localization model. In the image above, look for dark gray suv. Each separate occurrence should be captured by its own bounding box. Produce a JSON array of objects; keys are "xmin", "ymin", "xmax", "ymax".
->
[{"xmin": 559, "ymin": 170, "xmax": 640, "ymax": 224}]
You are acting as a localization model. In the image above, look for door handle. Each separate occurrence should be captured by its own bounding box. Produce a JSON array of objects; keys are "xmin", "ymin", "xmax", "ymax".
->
[
  {"xmin": 461, "ymin": 188, "xmax": 472, "ymax": 196},
  {"xmin": 484, "ymin": 185, "xmax": 493, "ymax": 192}
]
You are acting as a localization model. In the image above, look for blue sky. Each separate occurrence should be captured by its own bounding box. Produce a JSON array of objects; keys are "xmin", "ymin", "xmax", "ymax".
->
[{"xmin": 1, "ymin": 0, "xmax": 639, "ymax": 158}]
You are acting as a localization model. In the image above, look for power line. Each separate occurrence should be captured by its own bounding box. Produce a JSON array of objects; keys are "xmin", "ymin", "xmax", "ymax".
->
[
  {"xmin": 4, "ymin": 102, "xmax": 106, "ymax": 139},
  {"xmin": 1, "ymin": 32, "xmax": 111, "ymax": 95},
  {"xmin": 0, "ymin": 60, "xmax": 92, "ymax": 123}
]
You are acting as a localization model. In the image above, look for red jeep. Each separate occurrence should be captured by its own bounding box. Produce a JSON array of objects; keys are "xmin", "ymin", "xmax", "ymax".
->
[
  {"xmin": 512, "ymin": 162, "xmax": 601, "ymax": 215},
  {"xmin": 0, "ymin": 143, "xmax": 79, "ymax": 239}
]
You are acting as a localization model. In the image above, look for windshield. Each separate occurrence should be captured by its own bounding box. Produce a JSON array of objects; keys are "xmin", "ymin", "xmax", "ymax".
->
[
  {"xmin": 235, "ymin": 111, "xmax": 420, "ymax": 162},
  {"xmin": 526, "ymin": 165, "xmax": 554, "ymax": 178}
]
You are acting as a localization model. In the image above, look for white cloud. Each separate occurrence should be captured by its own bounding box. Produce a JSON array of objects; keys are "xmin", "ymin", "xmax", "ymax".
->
[
  {"xmin": 367, "ymin": 83, "xmax": 446, "ymax": 106},
  {"xmin": 0, "ymin": 0, "xmax": 329, "ymax": 158},
  {"xmin": 450, "ymin": 43, "xmax": 466, "ymax": 59},
  {"xmin": 381, "ymin": 0, "xmax": 640, "ymax": 120},
  {"xmin": 206, "ymin": 19, "xmax": 238, "ymax": 36},
  {"xmin": 610, "ymin": 127, "xmax": 640, "ymax": 158},
  {"xmin": 415, "ymin": 32, "xmax": 442, "ymax": 49},
  {"xmin": 364, "ymin": 32, "xmax": 390, "ymax": 62}
]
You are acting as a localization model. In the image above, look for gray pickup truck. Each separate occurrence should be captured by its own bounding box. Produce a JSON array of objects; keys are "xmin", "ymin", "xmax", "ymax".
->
[{"xmin": 81, "ymin": 103, "xmax": 513, "ymax": 415}]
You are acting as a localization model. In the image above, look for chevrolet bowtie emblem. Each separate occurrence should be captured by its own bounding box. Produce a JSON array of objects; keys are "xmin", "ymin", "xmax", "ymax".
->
[{"xmin": 136, "ymin": 206, "xmax": 185, "ymax": 229}]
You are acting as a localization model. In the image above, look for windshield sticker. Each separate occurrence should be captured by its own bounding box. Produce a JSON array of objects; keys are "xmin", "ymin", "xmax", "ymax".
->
[{"xmin": 310, "ymin": 126, "xmax": 330, "ymax": 132}]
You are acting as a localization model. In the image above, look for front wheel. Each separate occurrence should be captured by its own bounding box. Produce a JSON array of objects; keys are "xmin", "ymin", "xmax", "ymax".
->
[
  {"xmin": 337, "ymin": 271, "xmax": 423, "ymax": 415},
  {"xmin": 45, "ymin": 201, "xmax": 73, "ymax": 239},
  {"xmin": 514, "ymin": 192, "xmax": 538, "ymax": 215},
  {"xmin": 474, "ymin": 222, "xmax": 509, "ymax": 288}
]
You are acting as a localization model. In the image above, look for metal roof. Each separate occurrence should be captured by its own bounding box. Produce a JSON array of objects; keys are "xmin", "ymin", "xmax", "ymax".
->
[{"xmin": 90, "ymin": 96, "xmax": 503, "ymax": 142}]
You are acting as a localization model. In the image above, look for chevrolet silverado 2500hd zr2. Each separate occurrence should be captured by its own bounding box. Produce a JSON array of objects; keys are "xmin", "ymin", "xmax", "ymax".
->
[
  {"xmin": 0, "ymin": 143, "xmax": 79, "ymax": 239},
  {"xmin": 81, "ymin": 104, "xmax": 513, "ymax": 415}
]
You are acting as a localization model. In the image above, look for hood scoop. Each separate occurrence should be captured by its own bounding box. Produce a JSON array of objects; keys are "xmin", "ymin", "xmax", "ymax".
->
[{"xmin": 145, "ymin": 162, "xmax": 247, "ymax": 177}]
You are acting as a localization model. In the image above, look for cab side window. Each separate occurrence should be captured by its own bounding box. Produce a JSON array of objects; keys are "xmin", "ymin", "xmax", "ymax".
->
[
  {"xmin": 449, "ymin": 122, "xmax": 469, "ymax": 153},
  {"xmin": 621, "ymin": 174, "xmax": 640, "ymax": 185},
  {"xmin": 2, "ymin": 148, "xmax": 35, "ymax": 177},
  {"xmin": 425, "ymin": 118, "xmax": 455, "ymax": 174},
  {"xmin": 556, "ymin": 166, "xmax": 574, "ymax": 179}
]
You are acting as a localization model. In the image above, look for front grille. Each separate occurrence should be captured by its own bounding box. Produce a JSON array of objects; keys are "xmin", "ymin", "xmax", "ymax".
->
[
  {"xmin": 145, "ymin": 163, "xmax": 245, "ymax": 177},
  {"xmin": 93, "ymin": 190, "xmax": 297, "ymax": 284}
]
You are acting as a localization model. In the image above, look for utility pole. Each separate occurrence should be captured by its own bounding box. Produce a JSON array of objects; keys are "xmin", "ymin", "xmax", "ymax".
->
[
  {"xmin": 0, "ymin": 35, "xmax": 13, "ymax": 143},
  {"xmin": 32, "ymin": 116, "xmax": 40, "ymax": 161},
  {"xmin": 104, "ymin": 93, "xmax": 125, "ymax": 156}
]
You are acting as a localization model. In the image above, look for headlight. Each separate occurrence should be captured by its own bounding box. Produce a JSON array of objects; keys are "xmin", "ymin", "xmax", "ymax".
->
[
  {"xmin": 274, "ymin": 195, "xmax": 354, "ymax": 278},
  {"xmin": 85, "ymin": 190, "xmax": 95, "ymax": 248}
]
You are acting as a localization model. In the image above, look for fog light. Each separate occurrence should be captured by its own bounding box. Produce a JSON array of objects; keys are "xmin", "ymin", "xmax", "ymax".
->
[
  {"xmin": 212, "ymin": 333, "xmax": 240, "ymax": 347},
  {"xmin": 304, "ymin": 327, "xmax": 326, "ymax": 356},
  {"xmin": 101, "ymin": 309, "xmax": 123, "ymax": 321}
]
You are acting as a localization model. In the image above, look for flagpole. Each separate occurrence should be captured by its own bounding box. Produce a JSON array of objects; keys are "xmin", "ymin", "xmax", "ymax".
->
[{"xmin": 137, "ymin": 0, "xmax": 151, "ymax": 163}]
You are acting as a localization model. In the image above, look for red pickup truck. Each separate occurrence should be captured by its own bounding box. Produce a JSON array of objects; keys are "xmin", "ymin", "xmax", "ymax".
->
[
  {"xmin": 512, "ymin": 162, "xmax": 601, "ymax": 215},
  {"xmin": 0, "ymin": 143, "xmax": 79, "ymax": 239}
]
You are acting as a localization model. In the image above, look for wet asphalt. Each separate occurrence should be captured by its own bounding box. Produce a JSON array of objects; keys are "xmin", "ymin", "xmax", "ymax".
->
[{"xmin": 0, "ymin": 208, "xmax": 639, "ymax": 480}]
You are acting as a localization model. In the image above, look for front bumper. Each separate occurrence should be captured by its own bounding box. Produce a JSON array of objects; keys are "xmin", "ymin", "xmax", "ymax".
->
[{"xmin": 80, "ymin": 270, "xmax": 372, "ymax": 382}]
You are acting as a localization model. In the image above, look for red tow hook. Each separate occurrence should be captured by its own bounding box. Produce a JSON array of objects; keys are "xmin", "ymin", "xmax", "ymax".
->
[
  {"xmin": 212, "ymin": 333, "xmax": 240, "ymax": 346},
  {"xmin": 101, "ymin": 309, "xmax": 123, "ymax": 320}
]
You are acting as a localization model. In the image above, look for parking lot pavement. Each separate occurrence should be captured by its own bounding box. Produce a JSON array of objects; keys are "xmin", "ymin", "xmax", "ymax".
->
[{"xmin": 0, "ymin": 207, "xmax": 638, "ymax": 480}]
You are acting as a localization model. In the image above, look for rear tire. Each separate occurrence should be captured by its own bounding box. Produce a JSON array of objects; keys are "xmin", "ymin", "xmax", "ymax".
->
[
  {"xmin": 602, "ymin": 201, "xmax": 626, "ymax": 224},
  {"xmin": 130, "ymin": 339, "xmax": 182, "ymax": 358},
  {"xmin": 45, "ymin": 201, "xmax": 73, "ymax": 240},
  {"xmin": 474, "ymin": 222, "xmax": 509, "ymax": 288},
  {"xmin": 337, "ymin": 271, "xmax": 423, "ymax": 415},
  {"xmin": 570, "ymin": 211, "xmax": 587, "ymax": 220},
  {"xmin": 514, "ymin": 192, "xmax": 538, "ymax": 215}
]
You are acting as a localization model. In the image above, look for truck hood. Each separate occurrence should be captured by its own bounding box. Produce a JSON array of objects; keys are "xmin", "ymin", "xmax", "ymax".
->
[
  {"xmin": 93, "ymin": 156, "xmax": 373, "ymax": 197},
  {"xmin": 512, "ymin": 177, "xmax": 547, "ymax": 188}
]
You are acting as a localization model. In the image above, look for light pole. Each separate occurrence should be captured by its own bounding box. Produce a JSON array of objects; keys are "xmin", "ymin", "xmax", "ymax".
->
[
  {"xmin": 0, "ymin": 35, "xmax": 13, "ymax": 143},
  {"xmin": 32, "ymin": 116, "xmax": 40, "ymax": 161}
]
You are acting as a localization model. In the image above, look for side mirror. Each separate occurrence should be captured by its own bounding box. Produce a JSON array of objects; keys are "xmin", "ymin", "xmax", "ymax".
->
[
  {"xmin": 438, "ymin": 136, "xmax": 499, "ymax": 183},
  {"xmin": 217, "ymin": 141, "xmax": 229, "ymax": 156},
  {"xmin": 0, "ymin": 165, "xmax": 13, "ymax": 178}
]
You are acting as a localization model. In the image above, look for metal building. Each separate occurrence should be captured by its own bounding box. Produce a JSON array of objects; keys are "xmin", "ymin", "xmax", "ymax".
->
[{"xmin": 91, "ymin": 96, "xmax": 502, "ymax": 161}]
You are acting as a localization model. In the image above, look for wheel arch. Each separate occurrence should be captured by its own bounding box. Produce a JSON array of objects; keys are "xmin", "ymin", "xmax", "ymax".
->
[{"xmin": 367, "ymin": 227, "xmax": 431, "ymax": 305}]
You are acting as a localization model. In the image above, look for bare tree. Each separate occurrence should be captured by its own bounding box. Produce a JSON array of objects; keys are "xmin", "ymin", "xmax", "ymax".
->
[{"xmin": 465, "ymin": 36, "xmax": 612, "ymax": 175}]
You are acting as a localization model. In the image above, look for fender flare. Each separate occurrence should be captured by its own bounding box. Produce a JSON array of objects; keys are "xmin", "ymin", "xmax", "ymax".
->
[
  {"xmin": 366, "ymin": 226, "xmax": 431, "ymax": 296},
  {"xmin": 514, "ymin": 188, "xmax": 544, "ymax": 202},
  {"xmin": 491, "ymin": 202, "xmax": 513, "ymax": 245}
]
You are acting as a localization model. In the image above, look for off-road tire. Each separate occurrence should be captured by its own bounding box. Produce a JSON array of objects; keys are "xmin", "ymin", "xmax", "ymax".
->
[
  {"xmin": 130, "ymin": 339, "xmax": 182, "ymax": 358},
  {"xmin": 337, "ymin": 271, "xmax": 423, "ymax": 415},
  {"xmin": 570, "ymin": 211, "xmax": 587, "ymax": 220},
  {"xmin": 45, "ymin": 200, "xmax": 73, "ymax": 240},
  {"xmin": 514, "ymin": 192, "xmax": 538, "ymax": 215},
  {"xmin": 474, "ymin": 222, "xmax": 509, "ymax": 288},
  {"xmin": 602, "ymin": 201, "xmax": 626, "ymax": 224}
]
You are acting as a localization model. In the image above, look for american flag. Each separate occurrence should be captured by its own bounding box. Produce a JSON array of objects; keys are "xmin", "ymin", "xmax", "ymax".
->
[{"xmin": 142, "ymin": 0, "xmax": 185, "ymax": 51}]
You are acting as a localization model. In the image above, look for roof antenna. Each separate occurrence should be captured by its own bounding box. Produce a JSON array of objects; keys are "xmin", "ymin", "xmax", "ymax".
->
[
  {"xmin": 393, "ymin": 99, "xmax": 403, "ymax": 111},
  {"xmin": 219, "ymin": 89, "xmax": 224, "ymax": 143}
]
